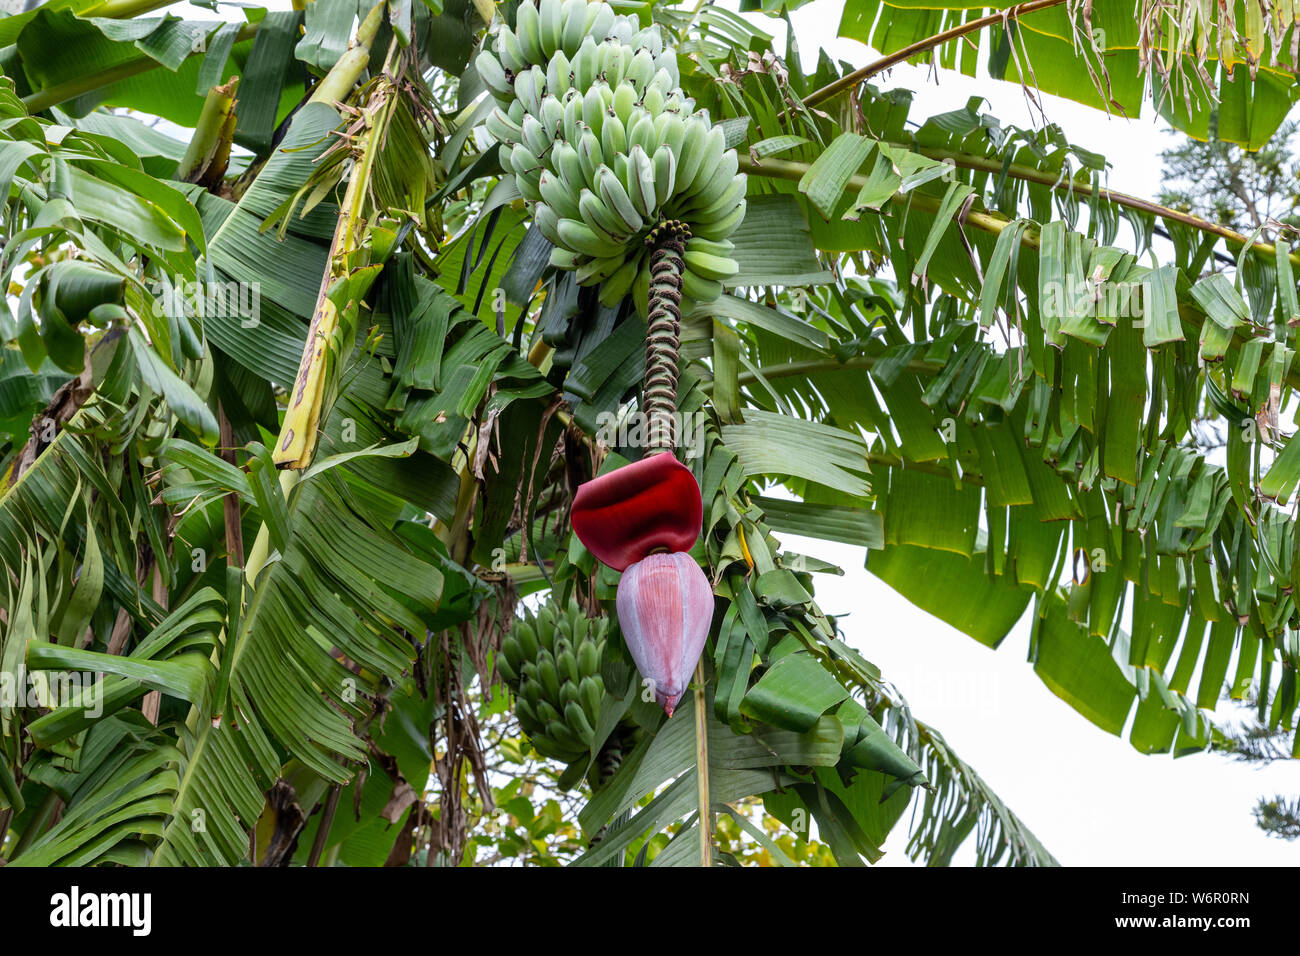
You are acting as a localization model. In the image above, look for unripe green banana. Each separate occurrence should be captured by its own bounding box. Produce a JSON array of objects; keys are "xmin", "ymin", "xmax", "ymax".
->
[
  {"xmin": 536, "ymin": 604, "xmax": 558, "ymax": 649},
  {"xmin": 600, "ymin": 109, "xmax": 627, "ymax": 159},
  {"xmin": 476, "ymin": 51, "xmax": 512, "ymax": 101},
  {"xmin": 625, "ymin": 144, "xmax": 656, "ymax": 219},
  {"xmin": 497, "ymin": 653, "xmax": 519, "ymax": 684},
  {"xmin": 538, "ymin": 656, "xmax": 561, "ymax": 702},
  {"xmin": 550, "ymin": 140, "xmax": 585, "ymax": 195},
  {"xmin": 509, "ymin": 141, "xmax": 540, "ymax": 176},
  {"xmin": 582, "ymin": 86, "xmax": 607, "ymax": 138},
  {"xmin": 497, "ymin": 28, "xmax": 526, "ymax": 73},
  {"xmin": 609, "ymin": 16, "xmax": 634, "ymax": 44},
  {"xmin": 595, "ymin": 165, "xmax": 643, "ymax": 233},
  {"xmin": 585, "ymin": 1, "xmax": 615, "ymax": 40},
  {"xmin": 540, "ymin": 171, "xmax": 583, "ymax": 221},
  {"xmin": 647, "ymin": 67, "xmax": 676, "ymax": 97},
  {"xmin": 514, "ymin": 65, "xmax": 544, "ymax": 116},
  {"xmin": 522, "ymin": 673, "xmax": 545, "ymax": 703},
  {"xmin": 655, "ymin": 113, "xmax": 685, "ymax": 158},
  {"xmin": 539, "ymin": 0, "xmax": 563, "ymax": 57},
  {"xmin": 559, "ymin": 680, "xmax": 579, "ymax": 709},
  {"xmin": 671, "ymin": 116, "xmax": 711, "ymax": 204},
  {"xmin": 485, "ymin": 107, "xmax": 522, "ymax": 146},
  {"xmin": 676, "ymin": 123, "xmax": 724, "ymax": 204},
  {"xmin": 575, "ymin": 253, "xmax": 626, "ymax": 284},
  {"xmin": 665, "ymin": 90, "xmax": 694, "ymax": 113},
  {"xmin": 632, "ymin": 25, "xmax": 664, "ymax": 56},
  {"xmin": 681, "ymin": 268, "xmax": 723, "ymax": 302},
  {"xmin": 514, "ymin": 694, "xmax": 540, "ymax": 728},
  {"xmin": 608, "ymin": 43, "xmax": 631, "ymax": 85},
  {"xmin": 579, "ymin": 188, "xmax": 630, "ymax": 240},
  {"xmin": 684, "ymin": 149, "xmax": 739, "ymax": 206},
  {"xmin": 521, "ymin": 113, "xmax": 552, "ymax": 159},
  {"xmin": 577, "ymin": 640, "xmax": 601, "ymax": 677},
  {"xmin": 558, "ymin": 217, "xmax": 617, "ymax": 257},
  {"xmin": 516, "ymin": 171, "xmax": 543, "ymax": 204},
  {"xmin": 578, "ymin": 675, "xmax": 603, "ymax": 725},
  {"xmin": 632, "ymin": 261, "xmax": 652, "ymax": 316},
  {"xmin": 515, "ymin": 1, "xmax": 544, "ymax": 64},
  {"xmin": 533, "ymin": 202, "xmax": 562, "ymax": 244},
  {"xmin": 501, "ymin": 631, "xmax": 523, "ymax": 669},
  {"xmin": 686, "ymin": 236, "xmax": 736, "ymax": 259},
  {"xmin": 598, "ymin": 256, "xmax": 641, "ymax": 305},
  {"xmin": 651, "ymin": 145, "xmax": 676, "ymax": 207},
  {"xmin": 691, "ymin": 197, "xmax": 746, "ymax": 240},
  {"xmin": 516, "ymin": 621, "xmax": 539, "ymax": 663},
  {"xmin": 541, "ymin": 93, "xmax": 565, "ymax": 134},
  {"xmin": 577, "ymin": 127, "xmax": 604, "ymax": 184},
  {"xmin": 557, "ymin": 648, "xmax": 580, "ymax": 685},
  {"xmin": 537, "ymin": 698, "xmax": 563, "ymax": 726},
  {"xmin": 612, "ymin": 81, "xmax": 637, "ymax": 126},
  {"xmin": 573, "ymin": 36, "xmax": 600, "ymax": 90},
  {"xmin": 562, "ymin": 91, "xmax": 583, "ymax": 145},
  {"xmin": 684, "ymin": 249, "xmax": 740, "ymax": 281},
  {"xmin": 680, "ymin": 169, "xmax": 745, "ymax": 222},
  {"xmin": 625, "ymin": 49, "xmax": 655, "ymax": 92},
  {"xmin": 545, "ymin": 717, "xmax": 583, "ymax": 752},
  {"xmin": 550, "ymin": 247, "xmax": 582, "ymax": 269},
  {"xmin": 691, "ymin": 179, "xmax": 747, "ymax": 226},
  {"xmin": 560, "ymin": 0, "xmax": 587, "ymax": 55},
  {"xmin": 564, "ymin": 702, "xmax": 596, "ymax": 746},
  {"xmin": 627, "ymin": 109, "xmax": 657, "ymax": 156},
  {"xmin": 642, "ymin": 84, "xmax": 666, "ymax": 118},
  {"xmin": 546, "ymin": 49, "xmax": 571, "ymax": 97},
  {"xmin": 479, "ymin": 0, "xmax": 746, "ymax": 308}
]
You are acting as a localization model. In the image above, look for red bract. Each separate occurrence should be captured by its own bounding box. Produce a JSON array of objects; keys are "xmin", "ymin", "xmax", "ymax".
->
[
  {"xmin": 571, "ymin": 454, "xmax": 702, "ymax": 571},
  {"xmin": 616, "ymin": 551, "xmax": 714, "ymax": 717}
]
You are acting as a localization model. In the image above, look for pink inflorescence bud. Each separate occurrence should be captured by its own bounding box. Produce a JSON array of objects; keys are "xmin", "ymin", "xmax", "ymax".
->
[
  {"xmin": 570, "ymin": 455, "xmax": 711, "ymax": 716},
  {"xmin": 615, "ymin": 551, "xmax": 714, "ymax": 717}
]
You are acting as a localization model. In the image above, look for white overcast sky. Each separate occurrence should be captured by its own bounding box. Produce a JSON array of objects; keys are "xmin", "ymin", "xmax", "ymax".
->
[
  {"xmin": 745, "ymin": 0, "xmax": 1297, "ymax": 867},
  {"xmin": 158, "ymin": 0, "xmax": 1294, "ymax": 865}
]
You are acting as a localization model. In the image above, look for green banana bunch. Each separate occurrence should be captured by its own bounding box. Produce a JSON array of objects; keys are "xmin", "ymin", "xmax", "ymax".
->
[
  {"xmin": 476, "ymin": 0, "xmax": 674, "ymax": 111},
  {"xmin": 497, "ymin": 597, "xmax": 610, "ymax": 764},
  {"xmin": 476, "ymin": 0, "xmax": 745, "ymax": 310}
]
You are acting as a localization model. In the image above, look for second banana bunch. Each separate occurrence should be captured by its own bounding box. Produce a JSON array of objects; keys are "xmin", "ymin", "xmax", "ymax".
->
[{"xmin": 476, "ymin": 0, "xmax": 746, "ymax": 310}]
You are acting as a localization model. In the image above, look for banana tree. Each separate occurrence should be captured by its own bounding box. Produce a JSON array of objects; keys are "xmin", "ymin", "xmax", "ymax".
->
[{"xmin": 0, "ymin": 0, "xmax": 1295, "ymax": 867}]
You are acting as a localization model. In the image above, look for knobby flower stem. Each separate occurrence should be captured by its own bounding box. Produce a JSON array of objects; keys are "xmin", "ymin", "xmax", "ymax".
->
[
  {"xmin": 643, "ymin": 223, "xmax": 690, "ymax": 455},
  {"xmin": 803, "ymin": 0, "xmax": 1070, "ymax": 107}
]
